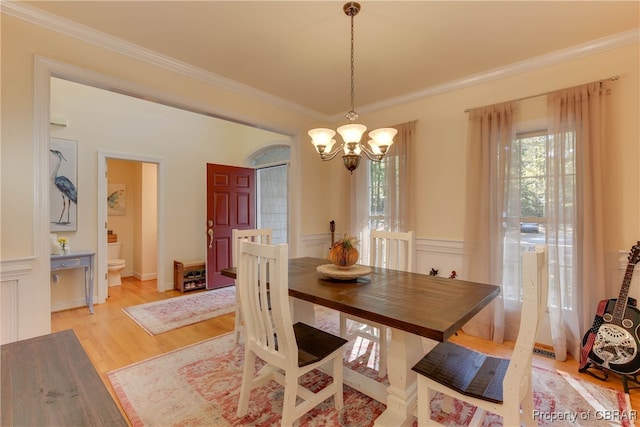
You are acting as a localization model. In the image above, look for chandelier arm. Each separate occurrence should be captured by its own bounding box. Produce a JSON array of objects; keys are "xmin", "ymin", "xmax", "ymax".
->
[
  {"xmin": 359, "ymin": 143, "xmax": 384, "ymax": 161},
  {"xmin": 319, "ymin": 142, "xmax": 346, "ymax": 161}
]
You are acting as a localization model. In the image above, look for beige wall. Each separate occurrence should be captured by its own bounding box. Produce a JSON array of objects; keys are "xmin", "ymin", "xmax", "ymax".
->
[
  {"xmin": 1, "ymin": 13, "xmax": 341, "ymax": 339},
  {"xmin": 361, "ymin": 46, "xmax": 639, "ymax": 241},
  {"xmin": 1, "ymin": 13, "xmax": 341, "ymax": 260},
  {"xmin": 359, "ymin": 43, "xmax": 639, "ymax": 297},
  {"xmin": 1, "ymin": 10, "xmax": 638, "ymax": 340},
  {"xmin": 137, "ymin": 162, "xmax": 158, "ymax": 281}
]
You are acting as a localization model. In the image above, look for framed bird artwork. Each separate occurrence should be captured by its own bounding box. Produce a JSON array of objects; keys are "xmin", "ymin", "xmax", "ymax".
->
[{"xmin": 50, "ymin": 138, "xmax": 78, "ymax": 231}]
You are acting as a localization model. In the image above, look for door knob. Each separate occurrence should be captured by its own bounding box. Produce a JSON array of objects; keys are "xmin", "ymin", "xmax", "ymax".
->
[{"xmin": 208, "ymin": 228, "xmax": 214, "ymax": 248}]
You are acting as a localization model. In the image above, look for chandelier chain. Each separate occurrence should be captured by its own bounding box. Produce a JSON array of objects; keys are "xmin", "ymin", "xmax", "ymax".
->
[{"xmin": 350, "ymin": 11, "xmax": 355, "ymax": 116}]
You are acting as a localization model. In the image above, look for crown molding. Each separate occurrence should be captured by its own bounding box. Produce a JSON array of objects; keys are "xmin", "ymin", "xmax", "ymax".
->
[
  {"xmin": 4, "ymin": 2, "xmax": 638, "ymax": 122},
  {"xmin": 2, "ymin": 1, "xmax": 327, "ymax": 121},
  {"xmin": 349, "ymin": 28, "xmax": 640, "ymax": 120}
]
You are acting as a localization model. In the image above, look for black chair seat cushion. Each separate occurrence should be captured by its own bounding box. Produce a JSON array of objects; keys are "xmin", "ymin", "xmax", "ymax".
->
[
  {"xmin": 293, "ymin": 322, "xmax": 348, "ymax": 367},
  {"xmin": 412, "ymin": 341, "xmax": 508, "ymax": 404}
]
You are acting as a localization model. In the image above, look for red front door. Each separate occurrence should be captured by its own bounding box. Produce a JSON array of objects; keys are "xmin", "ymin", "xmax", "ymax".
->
[{"xmin": 206, "ymin": 164, "xmax": 255, "ymax": 289}]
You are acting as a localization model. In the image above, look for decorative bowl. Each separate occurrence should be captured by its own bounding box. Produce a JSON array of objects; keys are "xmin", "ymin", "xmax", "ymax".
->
[{"xmin": 316, "ymin": 264, "xmax": 371, "ymax": 281}]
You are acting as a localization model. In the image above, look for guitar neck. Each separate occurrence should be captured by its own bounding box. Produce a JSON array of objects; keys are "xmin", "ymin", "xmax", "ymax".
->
[{"xmin": 612, "ymin": 262, "xmax": 637, "ymax": 324}]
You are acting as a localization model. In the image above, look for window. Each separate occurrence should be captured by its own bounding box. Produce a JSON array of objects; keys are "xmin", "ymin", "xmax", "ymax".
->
[
  {"xmin": 368, "ymin": 161, "xmax": 385, "ymax": 231},
  {"xmin": 502, "ymin": 130, "xmax": 574, "ymax": 309},
  {"xmin": 502, "ymin": 131, "xmax": 547, "ymax": 302},
  {"xmin": 350, "ymin": 121, "xmax": 413, "ymax": 262},
  {"xmin": 250, "ymin": 146, "xmax": 289, "ymax": 245},
  {"xmin": 368, "ymin": 156, "xmax": 401, "ymax": 232}
]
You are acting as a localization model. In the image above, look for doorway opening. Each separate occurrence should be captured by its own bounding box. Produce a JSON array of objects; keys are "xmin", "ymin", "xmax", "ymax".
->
[
  {"xmin": 98, "ymin": 152, "xmax": 164, "ymax": 299},
  {"xmin": 105, "ymin": 158, "xmax": 158, "ymax": 285}
]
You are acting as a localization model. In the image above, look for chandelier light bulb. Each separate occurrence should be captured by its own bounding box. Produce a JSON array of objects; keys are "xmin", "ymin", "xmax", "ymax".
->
[
  {"xmin": 337, "ymin": 123, "xmax": 367, "ymax": 144},
  {"xmin": 369, "ymin": 128, "xmax": 397, "ymax": 152},
  {"xmin": 308, "ymin": 128, "xmax": 336, "ymax": 145},
  {"xmin": 309, "ymin": 128, "xmax": 337, "ymax": 154},
  {"xmin": 367, "ymin": 140, "xmax": 381, "ymax": 155}
]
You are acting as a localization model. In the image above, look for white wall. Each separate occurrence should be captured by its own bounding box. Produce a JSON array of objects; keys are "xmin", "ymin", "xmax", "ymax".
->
[{"xmin": 48, "ymin": 78, "xmax": 293, "ymax": 308}]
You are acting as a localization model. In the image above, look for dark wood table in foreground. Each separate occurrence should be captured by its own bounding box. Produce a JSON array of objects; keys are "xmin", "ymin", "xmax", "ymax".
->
[
  {"xmin": 1, "ymin": 329, "xmax": 127, "ymax": 426},
  {"xmin": 223, "ymin": 256, "xmax": 500, "ymax": 427}
]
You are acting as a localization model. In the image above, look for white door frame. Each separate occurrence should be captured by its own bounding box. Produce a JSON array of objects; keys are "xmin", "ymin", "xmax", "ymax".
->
[{"xmin": 97, "ymin": 151, "xmax": 165, "ymax": 299}]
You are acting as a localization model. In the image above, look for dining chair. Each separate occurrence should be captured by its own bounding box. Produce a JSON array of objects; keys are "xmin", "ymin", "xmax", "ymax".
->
[
  {"xmin": 231, "ymin": 228, "xmax": 272, "ymax": 344},
  {"xmin": 339, "ymin": 229, "xmax": 415, "ymax": 378},
  {"xmin": 235, "ymin": 241, "xmax": 348, "ymax": 426},
  {"xmin": 411, "ymin": 246, "xmax": 548, "ymax": 426}
]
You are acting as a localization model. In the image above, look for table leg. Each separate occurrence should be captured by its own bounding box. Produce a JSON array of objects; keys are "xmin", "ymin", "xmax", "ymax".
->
[
  {"xmin": 290, "ymin": 297, "xmax": 314, "ymax": 325},
  {"xmin": 373, "ymin": 328, "xmax": 423, "ymax": 427},
  {"xmin": 85, "ymin": 265, "xmax": 94, "ymax": 314}
]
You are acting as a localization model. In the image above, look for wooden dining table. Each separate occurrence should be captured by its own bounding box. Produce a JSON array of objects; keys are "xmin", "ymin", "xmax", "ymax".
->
[{"xmin": 222, "ymin": 256, "xmax": 500, "ymax": 427}]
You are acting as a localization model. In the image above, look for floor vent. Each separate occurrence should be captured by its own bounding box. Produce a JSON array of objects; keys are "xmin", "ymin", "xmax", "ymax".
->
[{"xmin": 533, "ymin": 346, "xmax": 556, "ymax": 359}]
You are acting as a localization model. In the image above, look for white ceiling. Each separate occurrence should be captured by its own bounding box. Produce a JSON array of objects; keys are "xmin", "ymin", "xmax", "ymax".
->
[{"xmin": 17, "ymin": 1, "xmax": 640, "ymax": 118}]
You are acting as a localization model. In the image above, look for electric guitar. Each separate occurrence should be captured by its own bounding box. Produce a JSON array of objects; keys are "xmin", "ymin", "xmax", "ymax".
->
[{"xmin": 580, "ymin": 242, "xmax": 640, "ymax": 375}]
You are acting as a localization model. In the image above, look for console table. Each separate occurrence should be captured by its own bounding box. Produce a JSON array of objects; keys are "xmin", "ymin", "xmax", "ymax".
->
[{"xmin": 51, "ymin": 251, "xmax": 95, "ymax": 314}]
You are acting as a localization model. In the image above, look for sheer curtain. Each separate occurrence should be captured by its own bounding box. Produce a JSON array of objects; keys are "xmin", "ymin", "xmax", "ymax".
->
[
  {"xmin": 462, "ymin": 102, "xmax": 516, "ymax": 342},
  {"xmin": 546, "ymin": 81, "xmax": 610, "ymax": 362},
  {"xmin": 349, "ymin": 121, "xmax": 415, "ymax": 262}
]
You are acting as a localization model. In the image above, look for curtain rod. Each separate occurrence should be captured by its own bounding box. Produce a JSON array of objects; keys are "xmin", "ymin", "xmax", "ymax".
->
[{"xmin": 464, "ymin": 75, "xmax": 619, "ymax": 113}]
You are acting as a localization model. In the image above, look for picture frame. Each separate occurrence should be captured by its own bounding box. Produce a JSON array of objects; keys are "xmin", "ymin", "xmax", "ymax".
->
[
  {"xmin": 50, "ymin": 138, "xmax": 78, "ymax": 231},
  {"xmin": 107, "ymin": 183, "xmax": 127, "ymax": 215}
]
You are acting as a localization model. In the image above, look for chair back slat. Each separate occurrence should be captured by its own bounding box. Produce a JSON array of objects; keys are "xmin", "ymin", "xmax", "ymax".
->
[
  {"xmin": 369, "ymin": 230, "xmax": 415, "ymax": 272},
  {"xmin": 504, "ymin": 245, "xmax": 548, "ymax": 402},
  {"xmin": 232, "ymin": 228, "xmax": 272, "ymax": 268},
  {"xmin": 237, "ymin": 240, "xmax": 295, "ymax": 363}
]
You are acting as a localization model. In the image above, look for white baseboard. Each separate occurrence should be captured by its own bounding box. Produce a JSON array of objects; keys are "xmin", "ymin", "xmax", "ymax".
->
[
  {"xmin": 51, "ymin": 297, "xmax": 94, "ymax": 312},
  {"xmin": 133, "ymin": 271, "xmax": 157, "ymax": 281}
]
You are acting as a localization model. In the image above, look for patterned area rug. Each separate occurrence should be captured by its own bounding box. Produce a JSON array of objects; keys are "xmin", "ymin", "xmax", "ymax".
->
[
  {"xmin": 122, "ymin": 286, "xmax": 236, "ymax": 335},
  {"xmin": 109, "ymin": 307, "xmax": 634, "ymax": 426}
]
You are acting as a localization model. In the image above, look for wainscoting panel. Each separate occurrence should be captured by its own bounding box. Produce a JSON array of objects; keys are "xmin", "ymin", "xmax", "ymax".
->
[
  {"xmin": 1, "ymin": 279, "xmax": 19, "ymax": 344},
  {"xmin": 300, "ymin": 234, "xmax": 465, "ymax": 278},
  {"xmin": 299, "ymin": 233, "xmax": 332, "ymax": 259},
  {"xmin": 415, "ymin": 238, "xmax": 464, "ymax": 277},
  {"xmin": 0, "ymin": 262, "xmax": 34, "ymax": 344}
]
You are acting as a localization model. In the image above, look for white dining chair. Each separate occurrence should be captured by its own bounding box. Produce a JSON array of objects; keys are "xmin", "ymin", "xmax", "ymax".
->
[
  {"xmin": 235, "ymin": 241, "xmax": 348, "ymax": 427},
  {"xmin": 412, "ymin": 246, "xmax": 548, "ymax": 426},
  {"xmin": 339, "ymin": 229, "xmax": 415, "ymax": 378},
  {"xmin": 231, "ymin": 228, "xmax": 272, "ymax": 344}
]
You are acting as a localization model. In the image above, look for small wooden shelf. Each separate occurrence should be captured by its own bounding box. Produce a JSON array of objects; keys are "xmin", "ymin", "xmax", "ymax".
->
[{"xmin": 174, "ymin": 260, "xmax": 206, "ymax": 293}]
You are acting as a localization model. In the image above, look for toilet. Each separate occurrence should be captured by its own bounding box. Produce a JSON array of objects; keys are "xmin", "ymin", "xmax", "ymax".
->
[{"xmin": 107, "ymin": 242, "xmax": 126, "ymax": 286}]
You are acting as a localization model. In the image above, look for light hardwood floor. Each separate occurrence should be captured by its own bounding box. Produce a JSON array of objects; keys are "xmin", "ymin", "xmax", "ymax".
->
[{"xmin": 52, "ymin": 277, "xmax": 638, "ymax": 423}]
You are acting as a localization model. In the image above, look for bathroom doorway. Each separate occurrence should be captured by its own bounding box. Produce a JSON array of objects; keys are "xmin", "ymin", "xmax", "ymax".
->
[
  {"xmin": 98, "ymin": 151, "xmax": 164, "ymax": 299},
  {"xmin": 105, "ymin": 158, "xmax": 158, "ymax": 285}
]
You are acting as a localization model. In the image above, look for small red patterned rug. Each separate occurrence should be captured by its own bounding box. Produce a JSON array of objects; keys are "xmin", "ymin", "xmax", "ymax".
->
[
  {"xmin": 108, "ymin": 307, "xmax": 634, "ymax": 426},
  {"xmin": 122, "ymin": 286, "xmax": 236, "ymax": 335}
]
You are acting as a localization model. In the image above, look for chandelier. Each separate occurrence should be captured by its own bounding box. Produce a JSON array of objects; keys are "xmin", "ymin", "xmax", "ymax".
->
[{"xmin": 308, "ymin": 2, "xmax": 397, "ymax": 174}]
